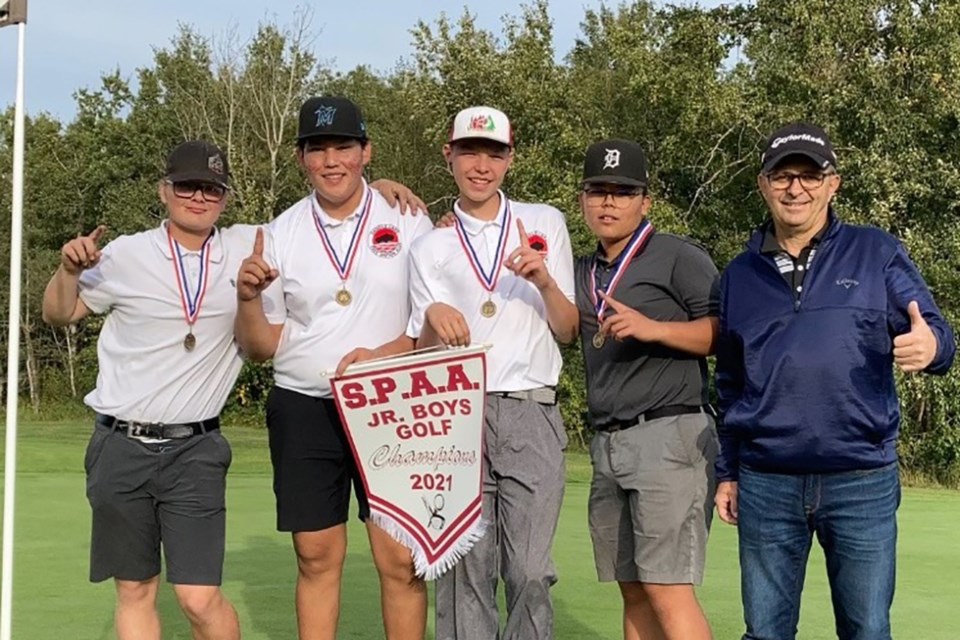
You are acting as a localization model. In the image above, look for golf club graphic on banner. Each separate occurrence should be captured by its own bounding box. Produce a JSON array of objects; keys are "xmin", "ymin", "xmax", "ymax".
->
[{"xmin": 330, "ymin": 346, "xmax": 489, "ymax": 580}]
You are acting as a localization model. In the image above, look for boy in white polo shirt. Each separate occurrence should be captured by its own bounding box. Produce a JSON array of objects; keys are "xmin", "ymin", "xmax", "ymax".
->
[
  {"xmin": 234, "ymin": 96, "xmax": 434, "ymax": 640},
  {"xmin": 41, "ymin": 140, "xmax": 279, "ymax": 640},
  {"xmin": 41, "ymin": 139, "xmax": 421, "ymax": 640},
  {"xmin": 406, "ymin": 106, "xmax": 578, "ymax": 640}
]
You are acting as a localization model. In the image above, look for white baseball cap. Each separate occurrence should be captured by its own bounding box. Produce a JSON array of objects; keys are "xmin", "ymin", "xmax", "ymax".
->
[{"xmin": 448, "ymin": 106, "xmax": 513, "ymax": 147}]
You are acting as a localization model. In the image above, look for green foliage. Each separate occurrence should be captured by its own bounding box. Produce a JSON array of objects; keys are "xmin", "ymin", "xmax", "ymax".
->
[{"xmin": 5, "ymin": 1, "xmax": 960, "ymax": 483}]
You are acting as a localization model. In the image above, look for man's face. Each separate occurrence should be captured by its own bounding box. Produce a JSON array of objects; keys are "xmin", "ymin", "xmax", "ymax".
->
[
  {"xmin": 298, "ymin": 137, "xmax": 371, "ymax": 207},
  {"xmin": 758, "ymin": 156, "xmax": 840, "ymax": 234},
  {"xmin": 159, "ymin": 180, "xmax": 227, "ymax": 233},
  {"xmin": 579, "ymin": 182, "xmax": 651, "ymax": 245},
  {"xmin": 444, "ymin": 140, "xmax": 513, "ymax": 205}
]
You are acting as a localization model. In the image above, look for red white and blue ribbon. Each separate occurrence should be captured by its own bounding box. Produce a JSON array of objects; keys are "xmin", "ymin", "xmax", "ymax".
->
[
  {"xmin": 590, "ymin": 219, "xmax": 655, "ymax": 319},
  {"xmin": 167, "ymin": 226, "xmax": 213, "ymax": 327},
  {"xmin": 454, "ymin": 195, "xmax": 512, "ymax": 295},
  {"xmin": 312, "ymin": 186, "xmax": 374, "ymax": 283}
]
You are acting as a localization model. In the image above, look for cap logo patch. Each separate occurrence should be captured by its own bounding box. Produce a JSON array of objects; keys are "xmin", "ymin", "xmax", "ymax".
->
[
  {"xmin": 771, "ymin": 133, "xmax": 826, "ymax": 148},
  {"xmin": 208, "ymin": 155, "xmax": 224, "ymax": 175},
  {"xmin": 603, "ymin": 148, "xmax": 621, "ymax": 170},
  {"xmin": 468, "ymin": 115, "xmax": 496, "ymax": 132},
  {"xmin": 315, "ymin": 105, "xmax": 337, "ymax": 127}
]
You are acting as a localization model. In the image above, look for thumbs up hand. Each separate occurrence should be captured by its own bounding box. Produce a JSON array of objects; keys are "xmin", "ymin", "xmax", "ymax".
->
[
  {"xmin": 236, "ymin": 227, "xmax": 279, "ymax": 301},
  {"xmin": 893, "ymin": 301, "xmax": 938, "ymax": 373},
  {"xmin": 60, "ymin": 226, "xmax": 107, "ymax": 275},
  {"xmin": 504, "ymin": 219, "xmax": 553, "ymax": 291}
]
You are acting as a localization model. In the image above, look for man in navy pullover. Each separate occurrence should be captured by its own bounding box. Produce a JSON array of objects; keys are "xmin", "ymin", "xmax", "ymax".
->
[{"xmin": 714, "ymin": 122, "xmax": 955, "ymax": 640}]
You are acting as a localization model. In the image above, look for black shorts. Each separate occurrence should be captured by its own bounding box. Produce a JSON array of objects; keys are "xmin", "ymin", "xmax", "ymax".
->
[
  {"xmin": 85, "ymin": 423, "xmax": 232, "ymax": 585},
  {"xmin": 266, "ymin": 386, "xmax": 370, "ymax": 532}
]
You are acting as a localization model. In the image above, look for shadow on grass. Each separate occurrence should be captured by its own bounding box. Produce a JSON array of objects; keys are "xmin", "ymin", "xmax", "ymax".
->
[
  {"xmin": 223, "ymin": 534, "xmax": 383, "ymax": 639},
  {"xmin": 215, "ymin": 531, "xmax": 604, "ymax": 639}
]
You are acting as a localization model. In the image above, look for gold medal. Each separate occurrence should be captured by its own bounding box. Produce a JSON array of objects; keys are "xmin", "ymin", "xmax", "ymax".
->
[
  {"xmin": 592, "ymin": 332, "xmax": 605, "ymax": 349},
  {"xmin": 314, "ymin": 190, "xmax": 372, "ymax": 312},
  {"xmin": 481, "ymin": 300, "xmax": 497, "ymax": 318},
  {"xmin": 184, "ymin": 332, "xmax": 197, "ymax": 351}
]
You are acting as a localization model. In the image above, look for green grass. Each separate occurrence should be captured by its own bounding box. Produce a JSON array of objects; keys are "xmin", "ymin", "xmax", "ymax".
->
[{"xmin": 3, "ymin": 422, "xmax": 959, "ymax": 638}]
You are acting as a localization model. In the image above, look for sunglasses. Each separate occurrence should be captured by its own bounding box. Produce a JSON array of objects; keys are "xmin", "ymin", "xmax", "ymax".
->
[{"xmin": 166, "ymin": 180, "xmax": 227, "ymax": 203}]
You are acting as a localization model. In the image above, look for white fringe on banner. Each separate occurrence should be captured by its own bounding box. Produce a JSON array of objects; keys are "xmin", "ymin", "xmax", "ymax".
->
[{"xmin": 369, "ymin": 511, "xmax": 489, "ymax": 581}]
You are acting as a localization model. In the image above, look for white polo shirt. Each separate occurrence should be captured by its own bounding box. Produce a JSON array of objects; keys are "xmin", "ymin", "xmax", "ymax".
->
[
  {"xmin": 267, "ymin": 182, "xmax": 434, "ymax": 397},
  {"xmin": 79, "ymin": 221, "xmax": 284, "ymax": 423},
  {"xmin": 406, "ymin": 192, "xmax": 575, "ymax": 392}
]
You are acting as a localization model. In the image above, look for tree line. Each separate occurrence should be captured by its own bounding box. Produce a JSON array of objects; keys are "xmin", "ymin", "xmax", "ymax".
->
[{"xmin": 1, "ymin": 0, "xmax": 959, "ymax": 484}]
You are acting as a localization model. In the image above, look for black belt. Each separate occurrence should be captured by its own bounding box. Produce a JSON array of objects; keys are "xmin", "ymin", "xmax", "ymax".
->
[
  {"xmin": 490, "ymin": 387, "xmax": 557, "ymax": 405},
  {"xmin": 594, "ymin": 405, "xmax": 704, "ymax": 433},
  {"xmin": 95, "ymin": 413, "xmax": 220, "ymax": 439}
]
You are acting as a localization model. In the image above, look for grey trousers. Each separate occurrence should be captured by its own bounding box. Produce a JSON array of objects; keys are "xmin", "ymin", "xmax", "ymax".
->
[{"xmin": 435, "ymin": 395, "xmax": 567, "ymax": 640}]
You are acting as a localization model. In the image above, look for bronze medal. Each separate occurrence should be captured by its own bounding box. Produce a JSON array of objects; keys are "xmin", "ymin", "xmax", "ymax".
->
[
  {"xmin": 591, "ymin": 332, "xmax": 605, "ymax": 349},
  {"xmin": 481, "ymin": 300, "xmax": 497, "ymax": 318},
  {"xmin": 167, "ymin": 226, "xmax": 213, "ymax": 357},
  {"xmin": 336, "ymin": 289, "xmax": 353, "ymax": 306}
]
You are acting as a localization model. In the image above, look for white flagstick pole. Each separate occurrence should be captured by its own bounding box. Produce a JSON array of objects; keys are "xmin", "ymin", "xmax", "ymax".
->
[{"xmin": 1, "ymin": 19, "xmax": 27, "ymax": 640}]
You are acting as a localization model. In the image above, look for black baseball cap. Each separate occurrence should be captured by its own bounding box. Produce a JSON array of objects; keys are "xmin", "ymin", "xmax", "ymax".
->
[
  {"xmin": 165, "ymin": 140, "xmax": 229, "ymax": 188},
  {"xmin": 297, "ymin": 96, "xmax": 367, "ymax": 142},
  {"xmin": 760, "ymin": 122, "xmax": 837, "ymax": 173},
  {"xmin": 582, "ymin": 139, "xmax": 649, "ymax": 188}
]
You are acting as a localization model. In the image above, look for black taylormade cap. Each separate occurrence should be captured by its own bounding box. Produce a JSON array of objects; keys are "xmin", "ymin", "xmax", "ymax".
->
[
  {"xmin": 760, "ymin": 122, "xmax": 837, "ymax": 173},
  {"xmin": 297, "ymin": 96, "xmax": 367, "ymax": 142},
  {"xmin": 165, "ymin": 140, "xmax": 229, "ymax": 188},
  {"xmin": 582, "ymin": 139, "xmax": 649, "ymax": 188}
]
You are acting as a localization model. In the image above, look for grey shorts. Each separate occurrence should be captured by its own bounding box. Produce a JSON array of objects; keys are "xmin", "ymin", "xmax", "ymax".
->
[
  {"xmin": 85, "ymin": 423, "xmax": 232, "ymax": 585},
  {"xmin": 588, "ymin": 412, "xmax": 717, "ymax": 584}
]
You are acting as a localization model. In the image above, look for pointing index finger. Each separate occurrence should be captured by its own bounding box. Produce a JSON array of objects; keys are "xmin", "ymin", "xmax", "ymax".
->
[
  {"xmin": 253, "ymin": 227, "xmax": 264, "ymax": 257},
  {"xmin": 88, "ymin": 225, "xmax": 107, "ymax": 244},
  {"xmin": 598, "ymin": 289, "xmax": 627, "ymax": 312},
  {"xmin": 516, "ymin": 218, "xmax": 530, "ymax": 248}
]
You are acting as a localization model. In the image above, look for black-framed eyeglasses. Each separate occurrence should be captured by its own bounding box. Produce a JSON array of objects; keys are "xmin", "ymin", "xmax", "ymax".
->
[
  {"xmin": 765, "ymin": 172, "xmax": 833, "ymax": 191},
  {"xmin": 167, "ymin": 180, "xmax": 227, "ymax": 203},
  {"xmin": 582, "ymin": 186, "xmax": 644, "ymax": 208}
]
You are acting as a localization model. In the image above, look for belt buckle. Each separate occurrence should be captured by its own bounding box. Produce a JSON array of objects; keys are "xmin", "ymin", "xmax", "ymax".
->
[
  {"xmin": 127, "ymin": 421, "xmax": 165, "ymax": 438},
  {"xmin": 126, "ymin": 421, "xmax": 148, "ymax": 438}
]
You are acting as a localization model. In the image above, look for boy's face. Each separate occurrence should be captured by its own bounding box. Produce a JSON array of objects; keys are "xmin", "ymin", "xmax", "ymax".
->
[{"xmin": 444, "ymin": 139, "xmax": 514, "ymax": 205}]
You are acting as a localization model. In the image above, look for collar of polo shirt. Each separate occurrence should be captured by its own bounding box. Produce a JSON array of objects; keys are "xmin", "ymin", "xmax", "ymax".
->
[
  {"xmin": 312, "ymin": 179, "xmax": 371, "ymax": 228},
  {"xmin": 153, "ymin": 220, "xmax": 225, "ymax": 263},
  {"xmin": 453, "ymin": 190, "xmax": 508, "ymax": 236}
]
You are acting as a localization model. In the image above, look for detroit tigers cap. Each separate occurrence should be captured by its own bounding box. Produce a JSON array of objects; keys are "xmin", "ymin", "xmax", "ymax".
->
[
  {"xmin": 165, "ymin": 140, "xmax": 229, "ymax": 188},
  {"xmin": 582, "ymin": 139, "xmax": 649, "ymax": 188},
  {"xmin": 297, "ymin": 96, "xmax": 368, "ymax": 142},
  {"xmin": 448, "ymin": 106, "xmax": 513, "ymax": 147},
  {"xmin": 760, "ymin": 122, "xmax": 837, "ymax": 173}
]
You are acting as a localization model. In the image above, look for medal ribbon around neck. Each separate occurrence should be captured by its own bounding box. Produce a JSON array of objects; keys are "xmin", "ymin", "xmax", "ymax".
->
[
  {"xmin": 590, "ymin": 219, "xmax": 655, "ymax": 320},
  {"xmin": 454, "ymin": 197, "xmax": 512, "ymax": 297},
  {"xmin": 167, "ymin": 226, "xmax": 214, "ymax": 329},
  {"xmin": 312, "ymin": 187, "xmax": 374, "ymax": 286}
]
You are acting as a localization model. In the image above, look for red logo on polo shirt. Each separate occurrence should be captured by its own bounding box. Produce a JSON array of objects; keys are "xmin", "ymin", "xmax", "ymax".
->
[
  {"xmin": 527, "ymin": 232, "xmax": 548, "ymax": 255},
  {"xmin": 370, "ymin": 224, "xmax": 401, "ymax": 258}
]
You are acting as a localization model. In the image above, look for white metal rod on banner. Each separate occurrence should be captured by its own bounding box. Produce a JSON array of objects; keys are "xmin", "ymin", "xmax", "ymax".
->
[{"xmin": 1, "ymin": 20, "xmax": 27, "ymax": 640}]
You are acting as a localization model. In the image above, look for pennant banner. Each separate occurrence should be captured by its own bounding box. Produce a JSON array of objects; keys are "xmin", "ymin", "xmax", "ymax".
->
[{"xmin": 331, "ymin": 346, "xmax": 489, "ymax": 580}]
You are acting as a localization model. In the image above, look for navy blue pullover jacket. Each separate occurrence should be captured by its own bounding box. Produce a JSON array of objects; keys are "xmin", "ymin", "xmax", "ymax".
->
[{"xmin": 715, "ymin": 214, "xmax": 955, "ymax": 481}]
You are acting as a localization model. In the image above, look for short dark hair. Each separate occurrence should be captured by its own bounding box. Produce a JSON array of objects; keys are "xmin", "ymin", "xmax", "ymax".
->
[{"xmin": 297, "ymin": 136, "xmax": 369, "ymax": 152}]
